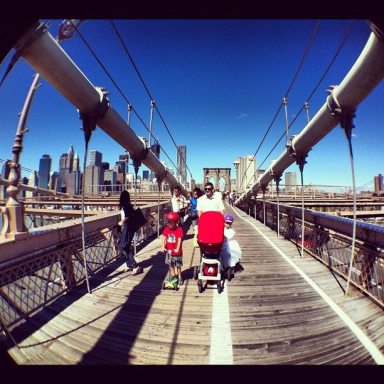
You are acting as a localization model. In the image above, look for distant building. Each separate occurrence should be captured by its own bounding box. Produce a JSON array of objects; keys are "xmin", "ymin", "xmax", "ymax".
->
[
  {"xmin": 84, "ymin": 165, "xmax": 103, "ymax": 195},
  {"xmin": 58, "ymin": 153, "xmax": 68, "ymax": 192},
  {"xmin": 0, "ymin": 159, "xmax": 11, "ymax": 200},
  {"xmin": 374, "ymin": 173, "xmax": 383, "ymax": 193},
  {"xmin": 66, "ymin": 171, "xmax": 81, "ymax": 195},
  {"xmin": 89, "ymin": 150, "xmax": 102, "ymax": 167},
  {"xmin": 142, "ymin": 170, "xmax": 149, "ymax": 180},
  {"xmin": 49, "ymin": 172, "xmax": 59, "ymax": 191},
  {"xmin": 285, "ymin": 172, "xmax": 297, "ymax": 193},
  {"xmin": 233, "ymin": 155, "xmax": 257, "ymax": 193},
  {"xmin": 177, "ymin": 145, "xmax": 187, "ymax": 185},
  {"xmin": 38, "ymin": 154, "xmax": 52, "ymax": 189},
  {"xmin": 27, "ymin": 171, "xmax": 39, "ymax": 198}
]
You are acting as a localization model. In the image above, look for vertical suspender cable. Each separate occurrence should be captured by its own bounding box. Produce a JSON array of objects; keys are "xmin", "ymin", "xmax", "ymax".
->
[
  {"xmin": 344, "ymin": 118, "xmax": 358, "ymax": 295},
  {"xmin": 300, "ymin": 169, "xmax": 305, "ymax": 258},
  {"xmin": 283, "ymin": 96, "xmax": 289, "ymax": 144},
  {"xmin": 81, "ymin": 138, "xmax": 91, "ymax": 294},
  {"xmin": 262, "ymin": 187, "xmax": 266, "ymax": 226}
]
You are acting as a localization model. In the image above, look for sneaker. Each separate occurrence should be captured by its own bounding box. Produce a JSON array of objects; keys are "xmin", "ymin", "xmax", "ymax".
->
[
  {"xmin": 234, "ymin": 263, "xmax": 244, "ymax": 273},
  {"xmin": 132, "ymin": 266, "xmax": 143, "ymax": 275},
  {"xmin": 178, "ymin": 277, "xmax": 184, "ymax": 286}
]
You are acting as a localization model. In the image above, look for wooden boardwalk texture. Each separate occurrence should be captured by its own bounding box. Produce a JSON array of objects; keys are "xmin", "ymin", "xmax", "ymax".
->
[{"xmin": 5, "ymin": 205, "xmax": 384, "ymax": 365}]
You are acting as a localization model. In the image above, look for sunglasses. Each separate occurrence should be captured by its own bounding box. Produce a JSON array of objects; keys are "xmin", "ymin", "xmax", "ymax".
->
[{"xmin": 205, "ymin": 187, "xmax": 213, "ymax": 191}]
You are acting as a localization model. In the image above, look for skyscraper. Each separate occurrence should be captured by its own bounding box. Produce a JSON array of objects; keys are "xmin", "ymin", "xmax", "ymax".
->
[
  {"xmin": 177, "ymin": 145, "xmax": 187, "ymax": 185},
  {"xmin": 38, "ymin": 154, "xmax": 52, "ymax": 189},
  {"xmin": 234, "ymin": 155, "xmax": 257, "ymax": 193},
  {"xmin": 73, "ymin": 153, "xmax": 80, "ymax": 172},
  {"xmin": 66, "ymin": 145, "xmax": 74, "ymax": 173},
  {"xmin": 89, "ymin": 150, "xmax": 102, "ymax": 166},
  {"xmin": 0, "ymin": 159, "xmax": 10, "ymax": 200},
  {"xmin": 374, "ymin": 174, "xmax": 383, "ymax": 193},
  {"xmin": 285, "ymin": 172, "xmax": 297, "ymax": 193}
]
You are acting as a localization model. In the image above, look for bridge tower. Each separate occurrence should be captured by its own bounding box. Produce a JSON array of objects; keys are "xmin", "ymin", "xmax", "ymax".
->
[{"xmin": 203, "ymin": 167, "xmax": 231, "ymax": 192}]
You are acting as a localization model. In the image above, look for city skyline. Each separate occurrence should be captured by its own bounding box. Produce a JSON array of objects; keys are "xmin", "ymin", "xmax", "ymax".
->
[{"xmin": 1, "ymin": 20, "xmax": 384, "ymax": 190}]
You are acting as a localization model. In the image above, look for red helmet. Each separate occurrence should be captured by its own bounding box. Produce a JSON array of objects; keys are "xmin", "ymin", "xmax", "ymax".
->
[{"xmin": 166, "ymin": 212, "xmax": 179, "ymax": 222}]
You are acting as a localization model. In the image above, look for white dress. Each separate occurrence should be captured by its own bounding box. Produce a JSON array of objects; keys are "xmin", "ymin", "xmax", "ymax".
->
[{"xmin": 220, "ymin": 227, "xmax": 242, "ymax": 269}]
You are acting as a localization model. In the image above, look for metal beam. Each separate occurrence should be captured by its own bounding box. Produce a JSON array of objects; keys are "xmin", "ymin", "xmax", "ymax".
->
[
  {"xmin": 237, "ymin": 24, "xmax": 384, "ymax": 205},
  {"xmin": 13, "ymin": 22, "xmax": 182, "ymax": 195}
]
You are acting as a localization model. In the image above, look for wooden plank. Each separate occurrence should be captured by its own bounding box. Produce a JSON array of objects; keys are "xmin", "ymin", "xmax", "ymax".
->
[{"xmin": 4, "ymin": 203, "xmax": 384, "ymax": 364}]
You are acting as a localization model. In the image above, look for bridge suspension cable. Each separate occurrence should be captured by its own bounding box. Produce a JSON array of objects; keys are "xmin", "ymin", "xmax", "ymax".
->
[
  {"xmin": 238, "ymin": 20, "xmax": 320, "ymax": 191},
  {"xmin": 109, "ymin": 20, "xmax": 194, "ymax": 184},
  {"xmin": 66, "ymin": 20, "xmax": 188, "ymax": 184},
  {"xmin": 236, "ymin": 22, "xmax": 384, "ymax": 205},
  {"xmin": 247, "ymin": 21, "xmax": 354, "ymax": 179}
]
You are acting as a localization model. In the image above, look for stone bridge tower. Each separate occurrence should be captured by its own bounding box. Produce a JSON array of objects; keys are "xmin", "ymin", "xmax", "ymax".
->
[{"xmin": 203, "ymin": 167, "xmax": 231, "ymax": 192}]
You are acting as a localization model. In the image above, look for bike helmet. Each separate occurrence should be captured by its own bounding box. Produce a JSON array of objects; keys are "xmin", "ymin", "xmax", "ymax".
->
[
  {"xmin": 224, "ymin": 214, "xmax": 234, "ymax": 223},
  {"xmin": 166, "ymin": 212, "xmax": 179, "ymax": 222}
]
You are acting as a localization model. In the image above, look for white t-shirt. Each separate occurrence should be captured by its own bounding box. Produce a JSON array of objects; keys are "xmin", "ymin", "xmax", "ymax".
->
[
  {"xmin": 171, "ymin": 194, "xmax": 187, "ymax": 213},
  {"xmin": 196, "ymin": 194, "xmax": 224, "ymax": 213}
]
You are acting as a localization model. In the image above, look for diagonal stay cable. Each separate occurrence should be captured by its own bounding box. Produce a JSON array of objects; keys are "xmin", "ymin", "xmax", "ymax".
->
[
  {"xmin": 110, "ymin": 20, "xmax": 193, "ymax": 183},
  {"xmin": 238, "ymin": 20, "xmax": 321, "ymax": 190},
  {"xmin": 256, "ymin": 20, "xmax": 354, "ymax": 173},
  {"xmin": 68, "ymin": 20, "xmax": 180, "ymax": 175}
]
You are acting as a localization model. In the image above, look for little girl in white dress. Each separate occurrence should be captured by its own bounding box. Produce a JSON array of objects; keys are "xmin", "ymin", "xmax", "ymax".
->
[{"xmin": 220, "ymin": 214, "xmax": 243, "ymax": 271}]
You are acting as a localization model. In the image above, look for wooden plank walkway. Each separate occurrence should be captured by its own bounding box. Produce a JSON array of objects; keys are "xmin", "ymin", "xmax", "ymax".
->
[{"xmin": 4, "ymin": 204, "xmax": 384, "ymax": 365}]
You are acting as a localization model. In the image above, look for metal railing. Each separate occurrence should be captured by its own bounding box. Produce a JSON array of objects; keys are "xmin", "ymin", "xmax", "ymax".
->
[
  {"xmin": 0, "ymin": 201, "xmax": 169, "ymax": 332},
  {"xmin": 249, "ymin": 200, "xmax": 384, "ymax": 308}
]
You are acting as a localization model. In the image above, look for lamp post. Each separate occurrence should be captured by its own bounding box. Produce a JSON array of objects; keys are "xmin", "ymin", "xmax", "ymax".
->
[
  {"xmin": 1, "ymin": 73, "xmax": 41, "ymax": 240},
  {"xmin": 233, "ymin": 159, "xmax": 240, "ymax": 193}
]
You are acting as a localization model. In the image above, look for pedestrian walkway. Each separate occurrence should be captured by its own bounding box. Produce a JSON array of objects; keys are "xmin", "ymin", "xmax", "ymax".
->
[{"xmin": 5, "ymin": 205, "xmax": 384, "ymax": 364}]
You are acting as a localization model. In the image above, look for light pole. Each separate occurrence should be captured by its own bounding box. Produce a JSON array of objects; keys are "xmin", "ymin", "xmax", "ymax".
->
[
  {"xmin": 1, "ymin": 73, "xmax": 41, "ymax": 240},
  {"xmin": 233, "ymin": 159, "xmax": 240, "ymax": 193}
]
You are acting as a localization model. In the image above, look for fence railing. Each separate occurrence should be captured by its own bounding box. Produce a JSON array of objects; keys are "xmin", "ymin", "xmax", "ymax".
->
[
  {"xmin": 0, "ymin": 201, "xmax": 169, "ymax": 332},
  {"xmin": 248, "ymin": 200, "xmax": 384, "ymax": 309}
]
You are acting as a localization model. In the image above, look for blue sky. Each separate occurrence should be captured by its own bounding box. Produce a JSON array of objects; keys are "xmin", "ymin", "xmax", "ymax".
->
[{"xmin": 0, "ymin": 19, "xmax": 383, "ymax": 191}]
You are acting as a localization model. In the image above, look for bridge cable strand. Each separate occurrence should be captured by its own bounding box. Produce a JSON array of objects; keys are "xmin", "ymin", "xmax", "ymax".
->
[
  {"xmin": 238, "ymin": 20, "xmax": 320, "ymax": 194},
  {"xmin": 342, "ymin": 111, "xmax": 358, "ymax": 295},
  {"xmin": 326, "ymin": 87, "xmax": 358, "ymax": 295},
  {"xmin": 257, "ymin": 20, "xmax": 353, "ymax": 176},
  {"xmin": 239, "ymin": 20, "xmax": 353, "ymax": 198},
  {"xmin": 77, "ymin": 89, "xmax": 110, "ymax": 294},
  {"xmin": 109, "ymin": 20, "xmax": 194, "ymax": 184},
  {"xmin": 273, "ymin": 173, "xmax": 282, "ymax": 238},
  {"xmin": 67, "ymin": 21, "xmax": 180, "ymax": 181}
]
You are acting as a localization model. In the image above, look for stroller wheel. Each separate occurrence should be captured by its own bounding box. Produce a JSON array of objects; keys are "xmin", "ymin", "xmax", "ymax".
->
[
  {"xmin": 193, "ymin": 265, "xmax": 199, "ymax": 280},
  {"xmin": 197, "ymin": 280, "xmax": 204, "ymax": 293},
  {"xmin": 226, "ymin": 268, "xmax": 232, "ymax": 281},
  {"xmin": 162, "ymin": 282, "xmax": 165, "ymax": 290},
  {"xmin": 217, "ymin": 281, "xmax": 223, "ymax": 294}
]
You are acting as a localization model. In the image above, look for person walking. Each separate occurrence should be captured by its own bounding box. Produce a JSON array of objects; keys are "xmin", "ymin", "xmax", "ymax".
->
[
  {"xmin": 161, "ymin": 212, "xmax": 184, "ymax": 286},
  {"xmin": 196, "ymin": 181, "xmax": 224, "ymax": 217},
  {"xmin": 170, "ymin": 184, "xmax": 188, "ymax": 225},
  {"xmin": 118, "ymin": 190, "xmax": 143, "ymax": 275}
]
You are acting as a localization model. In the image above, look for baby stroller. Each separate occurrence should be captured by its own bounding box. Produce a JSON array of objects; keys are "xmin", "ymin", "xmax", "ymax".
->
[{"xmin": 193, "ymin": 211, "xmax": 225, "ymax": 293}]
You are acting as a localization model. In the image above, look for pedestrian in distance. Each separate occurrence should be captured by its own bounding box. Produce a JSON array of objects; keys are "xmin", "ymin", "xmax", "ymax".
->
[
  {"xmin": 170, "ymin": 184, "xmax": 188, "ymax": 225},
  {"xmin": 161, "ymin": 212, "xmax": 185, "ymax": 286},
  {"xmin": 118, "ymin": 190, "xmax": 143, "ymax": 275}
]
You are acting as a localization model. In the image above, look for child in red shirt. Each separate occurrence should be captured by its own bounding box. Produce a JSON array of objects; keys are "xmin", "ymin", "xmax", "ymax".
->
[{"xmin": 161, "ymin": 212, "xmax": 184, "ymax": 285}]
